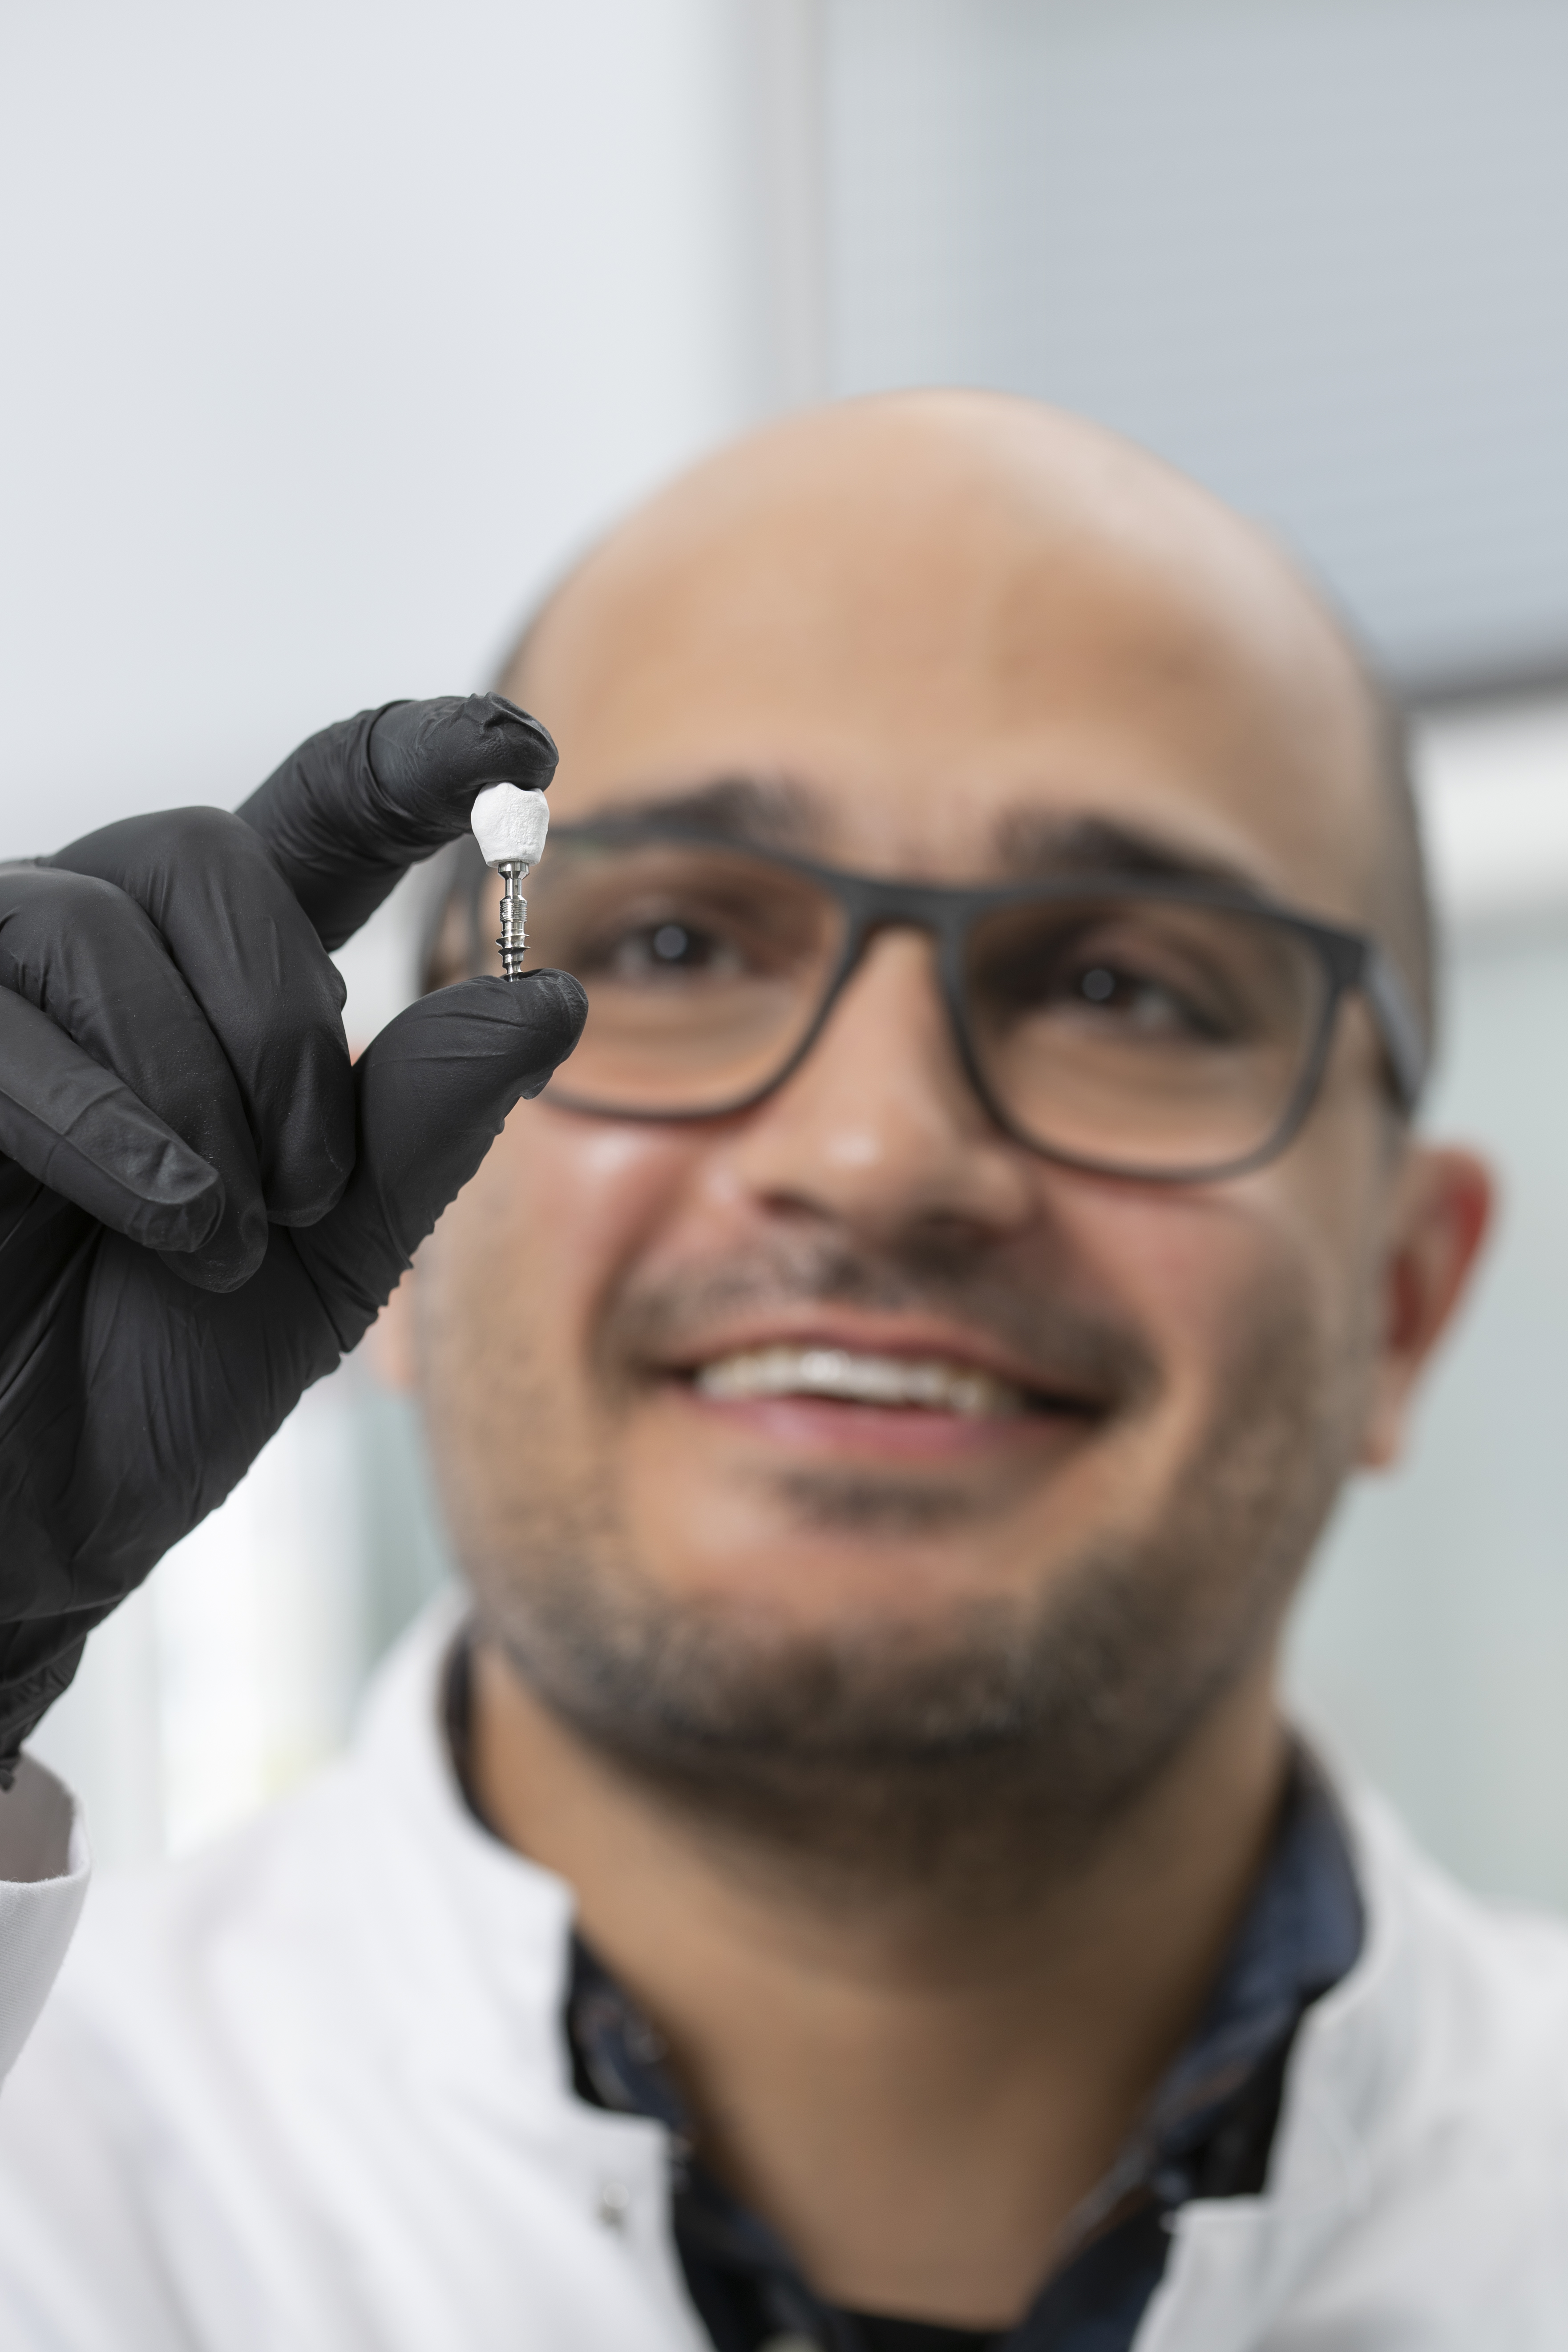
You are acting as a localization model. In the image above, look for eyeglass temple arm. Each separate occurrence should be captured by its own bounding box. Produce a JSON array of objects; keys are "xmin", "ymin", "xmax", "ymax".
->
[{"xmin": 1362, "ymin": 945, "xmax": 1428, "ymax": 1113}]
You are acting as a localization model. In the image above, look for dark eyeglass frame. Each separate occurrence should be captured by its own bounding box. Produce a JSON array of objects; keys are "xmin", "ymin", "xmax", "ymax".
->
[{"xmin": 489, "ymin": 820, "xmax": 1429, "ymax": 1184}]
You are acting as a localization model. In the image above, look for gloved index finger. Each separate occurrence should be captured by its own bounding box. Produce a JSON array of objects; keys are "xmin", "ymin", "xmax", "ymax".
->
[{"xmin": 236, "ymin": 693, "xmax": 558, "ymax": 951}]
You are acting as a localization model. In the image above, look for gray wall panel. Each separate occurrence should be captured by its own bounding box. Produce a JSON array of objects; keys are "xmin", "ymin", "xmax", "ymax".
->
[{"xmin": 829, "ymin": 0, "xmax": 1568, "ymax": 681}]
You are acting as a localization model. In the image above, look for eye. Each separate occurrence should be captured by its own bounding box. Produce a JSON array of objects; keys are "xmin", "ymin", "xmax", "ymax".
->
[
  {"xmin": 982, "ymin": 931, "xmax": 1236, "ymax": 1042},
  {"xmin": 602, "ymin": 915, "xmax": 744, "ymax": 981},
  {"xmin": 1066, "ymin": 958, "xmax": 1202, "ymax": 1034},
  {"xmin": 651, "ymin": 922, "xmax": 697, "ymax": 966}
]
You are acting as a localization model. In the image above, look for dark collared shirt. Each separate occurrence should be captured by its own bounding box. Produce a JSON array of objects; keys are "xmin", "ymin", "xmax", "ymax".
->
[{"xmin": 445, "ymin": 1641, "xmax": 1362, "ymax": 2352}]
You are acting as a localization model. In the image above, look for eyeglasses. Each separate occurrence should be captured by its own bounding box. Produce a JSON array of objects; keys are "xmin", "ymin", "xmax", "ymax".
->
[{"xmin": 476, "ymin": 820, "xmax": 1427, "ymax": 1183}]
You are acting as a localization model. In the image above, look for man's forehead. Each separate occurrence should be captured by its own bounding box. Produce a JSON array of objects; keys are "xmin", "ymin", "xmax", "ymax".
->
[{"xmin": 515, "ymin": 397, "xmax": 1386, "ymax": 920}]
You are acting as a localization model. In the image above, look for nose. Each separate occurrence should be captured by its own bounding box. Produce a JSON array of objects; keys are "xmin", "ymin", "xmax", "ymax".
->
[{"xmin": 715, "ymin": 928, "xmax": 1039, "ymax": 1245}]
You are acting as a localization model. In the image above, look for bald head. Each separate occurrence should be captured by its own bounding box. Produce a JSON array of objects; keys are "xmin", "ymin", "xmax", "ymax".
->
[{"xmin": 502, "ymin": 392, "xmax": 1430, "ymax": 1054}]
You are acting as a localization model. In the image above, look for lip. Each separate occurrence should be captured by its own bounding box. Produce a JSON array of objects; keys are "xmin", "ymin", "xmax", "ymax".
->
[
  {"xmin": 656, "ymin": 1311, "xmax": 1106, "ymax": 1410},
  {"xmin": 651, "ymin": 1312, "xmax": 1107, "ymax": 1463}
]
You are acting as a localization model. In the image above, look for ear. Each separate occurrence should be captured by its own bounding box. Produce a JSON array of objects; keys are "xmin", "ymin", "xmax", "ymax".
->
[
  {"xmin": 1358, "ymin": 1142, "xmax": 1495, "ymax": 1469},
  {"xmin": 360, "ymin": 1262, "xmax": 420, "ymax": 1394}
]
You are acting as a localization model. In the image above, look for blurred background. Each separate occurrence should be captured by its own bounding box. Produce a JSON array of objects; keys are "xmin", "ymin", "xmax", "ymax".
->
[{"xmin": 4, "ymin": 0, "xmax": 1568, "ymax": 1898}]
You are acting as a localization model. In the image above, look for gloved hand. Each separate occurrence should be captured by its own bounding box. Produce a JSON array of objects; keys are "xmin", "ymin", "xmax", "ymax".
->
[{"xmin": 0, "ymin": 693, "xmax": 586, "ymax": 1770}]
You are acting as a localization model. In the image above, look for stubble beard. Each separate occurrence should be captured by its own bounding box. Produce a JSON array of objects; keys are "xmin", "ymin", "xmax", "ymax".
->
[{"xmin": 434, "ymin": 1237, "xmax": 1358, "ymax": 1903}]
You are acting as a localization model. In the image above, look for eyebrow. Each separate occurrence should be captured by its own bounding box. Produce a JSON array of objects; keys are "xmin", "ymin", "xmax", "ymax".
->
[
  {"xmin": 567, "ymin": 781, "xmax": 1270, "ymax": 897},
  {"xmin": 991, "ymin": 810, "xmax": 1269, "ymax": 899}
]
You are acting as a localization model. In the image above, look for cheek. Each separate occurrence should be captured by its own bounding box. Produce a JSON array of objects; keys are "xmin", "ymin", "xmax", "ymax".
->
[
  {"xmin": 1082, "ymin": 1101, "xmax": 1389, "ymax": 1483},
  {"xmin": 414, "ymin": 1105, "xmax": 711, "ymax": 1563},
  {"xmin": 418, "ymin": 1103, "xmax": 699, "ymax": 1399},
  {"xmin": 1068, "ymin": 1182, "xmax": 1332, "ymax": 1449}
]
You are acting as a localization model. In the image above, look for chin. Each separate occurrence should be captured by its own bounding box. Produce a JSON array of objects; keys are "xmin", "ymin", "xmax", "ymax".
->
[{"xmin": 627, "ymin": 1484, "xmax": 1072, "ymax": 1637}]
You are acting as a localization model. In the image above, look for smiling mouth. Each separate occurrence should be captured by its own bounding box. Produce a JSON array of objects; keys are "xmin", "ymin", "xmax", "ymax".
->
[{"xmin": 693, "ymin": 1345, "xmax": 1038, "ymax": 1418}]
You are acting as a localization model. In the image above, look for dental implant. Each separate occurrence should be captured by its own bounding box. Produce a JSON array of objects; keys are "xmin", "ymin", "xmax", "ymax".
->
[{"xmin": 469, "ymin": 781, "xmax": 551, "ymax": 978}]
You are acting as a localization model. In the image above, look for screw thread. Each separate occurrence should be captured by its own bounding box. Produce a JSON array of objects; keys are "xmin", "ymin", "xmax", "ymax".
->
[{"xmin": 497, "ymin": 864, "xmax": 527, "ymax": 979}]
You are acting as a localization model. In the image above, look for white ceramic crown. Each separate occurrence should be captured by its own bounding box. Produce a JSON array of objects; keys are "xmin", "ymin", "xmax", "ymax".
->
[{"xmin": 470, "ymin": 781, "xmax": 550, "ymax": 872}]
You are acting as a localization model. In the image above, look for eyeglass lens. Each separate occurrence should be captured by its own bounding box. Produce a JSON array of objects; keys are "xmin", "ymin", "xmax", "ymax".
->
[{"xmin": 519, "ymin": 839, "xmax": 1334, "ymax": 1176}]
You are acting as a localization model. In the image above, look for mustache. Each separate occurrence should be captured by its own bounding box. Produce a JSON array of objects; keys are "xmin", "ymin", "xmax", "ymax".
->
[{"xmin": 598, "ymin": 1230, "xmax": 1161, "ymax": 1409}]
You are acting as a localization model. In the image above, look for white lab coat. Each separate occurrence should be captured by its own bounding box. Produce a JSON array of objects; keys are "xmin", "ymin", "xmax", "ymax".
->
[{"xmin": 0, "ymin": 1596, "xmax": 1565, "ymax": 2350}]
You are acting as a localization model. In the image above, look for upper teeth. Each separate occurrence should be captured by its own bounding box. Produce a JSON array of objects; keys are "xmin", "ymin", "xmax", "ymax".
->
[{"xmin": 694, "ymin": 1346, "xmax": 1025, "ymax": 1417}]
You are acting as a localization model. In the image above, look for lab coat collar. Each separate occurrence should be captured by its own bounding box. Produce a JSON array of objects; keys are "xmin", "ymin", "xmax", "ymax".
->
[
  {"xmin": 339, "ymin": 1596, "xmax": 1481, "ymax": 2351},
  {"xmin": 1139, "ymin": 1785, "xmax": 1417, "ymax": 2346},
  {"xmin": 346, "ymin": 1590, "xmax": 708, "ymax": 2347}
]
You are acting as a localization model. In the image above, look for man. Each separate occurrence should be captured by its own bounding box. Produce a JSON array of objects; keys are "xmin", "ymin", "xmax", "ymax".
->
[{"xmin": 0, "ymin": 391, "xmax": 1562, "ymax": 2348}]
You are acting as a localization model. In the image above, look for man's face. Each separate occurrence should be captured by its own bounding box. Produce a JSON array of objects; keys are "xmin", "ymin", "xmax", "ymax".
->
[{"xmin": 413, "ymin": 407, "xmax": 1432, "ymax": 1843}]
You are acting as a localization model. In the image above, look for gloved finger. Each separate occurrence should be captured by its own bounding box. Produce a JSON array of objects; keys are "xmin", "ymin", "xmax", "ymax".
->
[
  {"xmin": 0, "ymin": 864, "xmax": 266, "ymax": 1289},
  {"xmin": 237, "ymin": 693, "xmax": 558, "ymax": 952},
  {"xmin": 0, "ymin": 1620, "xmax": 92, "ymax": 1784},
  {"xmin": 48, "ymin": 808, "xmax": 355, "ymax": 1229},
  {"xmin": 291, "ymin": 968, "xmax": 587, "ymax": 1348},
  {"xmin": 0, "ymin": 986, "xmax": 223, "ymax": 1253}
]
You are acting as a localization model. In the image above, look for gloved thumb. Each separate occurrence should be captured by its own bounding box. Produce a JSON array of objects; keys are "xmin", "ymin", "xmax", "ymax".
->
[{"xmin": 290, "ymin": 969, "xmax": 586, "ymax": 1348}]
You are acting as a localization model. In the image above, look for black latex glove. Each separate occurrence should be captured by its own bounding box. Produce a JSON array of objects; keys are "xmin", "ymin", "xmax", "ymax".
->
[{"xmin": 0, "ymin": 693, "xmax": 586, "ymax": 1771}]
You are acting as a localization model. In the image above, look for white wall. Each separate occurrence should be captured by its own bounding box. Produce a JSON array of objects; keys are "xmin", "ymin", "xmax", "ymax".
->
[
  {"xmin": 5, "ymin": 0, "xmax": 818, "ymax": 1859},
  {"xmin": 0, "ymin": 0, "xmax": 782, "ymax": 851}
]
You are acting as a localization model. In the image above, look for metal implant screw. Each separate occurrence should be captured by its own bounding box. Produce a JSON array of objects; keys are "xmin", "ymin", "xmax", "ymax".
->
[{"xmin": 497, "ymin": 862, "xmax": 528, "ymax": 978}]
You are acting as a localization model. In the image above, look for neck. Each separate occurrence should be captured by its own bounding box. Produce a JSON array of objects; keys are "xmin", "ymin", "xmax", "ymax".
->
[{"xmin": 469, "ymin": 1633, "xmax": 1287, "ymax": 2329}]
